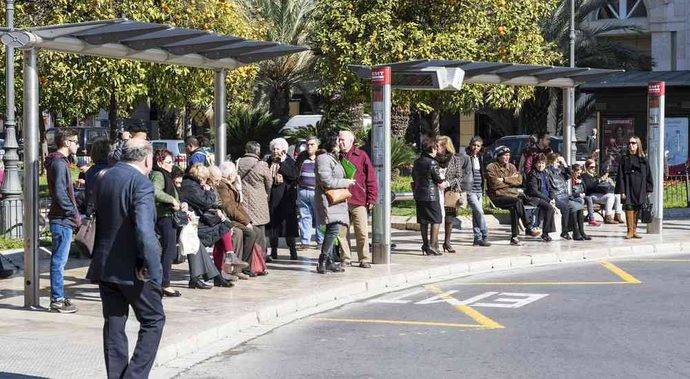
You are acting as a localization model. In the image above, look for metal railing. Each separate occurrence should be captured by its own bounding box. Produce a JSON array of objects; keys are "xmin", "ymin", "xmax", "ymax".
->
[{"xmin": 664, "ymin": 172, "xmax": 690, "ymax": 209}]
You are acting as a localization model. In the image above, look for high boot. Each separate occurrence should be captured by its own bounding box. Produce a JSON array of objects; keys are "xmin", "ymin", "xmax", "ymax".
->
[
  {"xmin": 429, "ymin": 224, "xmax": 442, "ymax": 256},
  {"xmin": 420, "ymin": 223, "xmax": 430, "ymax": 255},
  {"xmin": 316, "ymin": 254, "xmax": 327, "ymax": 274},
  {"xmin": 287, "ymin": 238, "xmax": 298, "ymax": 260},
  {"xmin": 572, "ymin": 212, "xmax": 584, "ymax": 240},
  {"xmin": 443, "ymin": 222, "xmax": 456, "ymax": 253},
  {"xmin": 624, "ymin": 210, "xmax": 636, "ymax": 239},
  {"xmin": 577, "ymin": 211, "xmax": 591, "ymax": 240},
  {"xmin": 632, "ymin": 211, "xmax": 642, "ymax": 238}
]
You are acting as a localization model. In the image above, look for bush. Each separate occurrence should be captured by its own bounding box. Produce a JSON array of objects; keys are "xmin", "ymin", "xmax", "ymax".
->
[{"xmin": 226, "ymin": 106, "xmax": 283, "ymax": 158}]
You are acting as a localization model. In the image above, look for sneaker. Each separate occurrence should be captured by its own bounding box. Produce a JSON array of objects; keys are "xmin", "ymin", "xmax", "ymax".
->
[
  {"xmin": 359, "ymin": 261, "xmax": 371, "ymax": 268},
  {"xmin": 473, "ymin": 239, "xmax": 491, "ymax": 247},
  {"xmin": 50, "ymin": 299, "xmax": 77, "ymax": 313},
  {"xmin": 510, "ymin": 237, "xmax": 521, "ymax": 246}
]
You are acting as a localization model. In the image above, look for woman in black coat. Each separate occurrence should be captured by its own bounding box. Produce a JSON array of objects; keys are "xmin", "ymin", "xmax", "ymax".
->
[
  {"xmin": 412, "ymin": 143, "xmax": 447, "ymax": 256},
  {"xmin": 265, "ymin": 138, "xmax": 300, "ymax": 261},
  {"xmin": 615, "ymin": 136, "xmax": 653, "ymax": 239},
  {"xmin": 523, "ymin": 154, "xmax": 557, "ymax": 242}
]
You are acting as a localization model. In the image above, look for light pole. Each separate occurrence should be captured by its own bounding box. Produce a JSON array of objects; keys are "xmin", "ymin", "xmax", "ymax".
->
[
  {"xmin": 563, "ymin": 0, "xmax": 576, "ymax": 164},
  {"xmin": 1, "ymin": 0, "xmax": 23, "ymax": 239}
]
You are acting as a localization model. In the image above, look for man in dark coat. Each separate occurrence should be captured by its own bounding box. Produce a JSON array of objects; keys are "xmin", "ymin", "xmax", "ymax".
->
[
  {"xmin": 265, "ymin": 137, "xmax": 299, "ymax": 260},
  {"xmin": 86, "ymin": 139, "xmax": 165, "ymax": 379}
]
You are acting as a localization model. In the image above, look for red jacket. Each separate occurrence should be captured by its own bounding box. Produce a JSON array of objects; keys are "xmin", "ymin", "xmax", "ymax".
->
[{"xmin": 342, "ymin": 147, "xmax": 378, "ymax": 207}]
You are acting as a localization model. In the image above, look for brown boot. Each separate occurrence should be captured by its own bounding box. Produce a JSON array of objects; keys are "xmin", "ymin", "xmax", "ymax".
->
[
  {"xmin": 604, "ymin": 215, "xmax": 617, "ymax": 224},
  {"xmin": 614, "ymin": 213, "xmax": 624, "ymax": 224},
  {"xmin": 632, "ymin": 211, "xmax": 642, "ymax": 238},
  {"xmin": 624, "ymin": 210, "xmax": 635, "ymax": 239}
]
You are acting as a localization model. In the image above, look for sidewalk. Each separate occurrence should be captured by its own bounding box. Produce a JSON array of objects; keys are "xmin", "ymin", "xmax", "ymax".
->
[{"xmin": 1, "ymin": 219, "xmax": 689, "ymax": 378}]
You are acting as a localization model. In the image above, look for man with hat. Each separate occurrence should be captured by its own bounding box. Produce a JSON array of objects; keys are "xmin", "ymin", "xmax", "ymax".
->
[{"xmin": 486, "ymin": 145, "xmax": 541, "ymax": 245}]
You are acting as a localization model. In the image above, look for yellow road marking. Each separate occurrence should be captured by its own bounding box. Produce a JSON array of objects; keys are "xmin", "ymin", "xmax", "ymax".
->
[
  {"xmin": 314, "ymin": 318, "xmax": 486, "ymax": 328},
  {"xmin": 600, "ymin": 261, "xmax": 641, "ymax": 284},
  {"xmin": 424, "ymin": 285, "xmax": 504, "ymax": 329},
  {"xmin": 450, "ymin": 281, "xmax": 632, "ymax": 286}
]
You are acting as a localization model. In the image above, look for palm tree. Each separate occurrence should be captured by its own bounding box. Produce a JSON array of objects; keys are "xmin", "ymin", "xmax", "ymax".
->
[
  {"xmin": 541, "ymin": 0, "xmax": 652, "ymax": 133},
  {"xmin": 238, "ymin": 0, "xmax": 316, "ymax": 119}
]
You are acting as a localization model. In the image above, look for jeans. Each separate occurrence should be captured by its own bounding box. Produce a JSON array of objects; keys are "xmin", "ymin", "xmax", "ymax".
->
[
  {"xmin": 467, "ymin": 192, "xmax": 488, "ymax": 241},
  {"xmin": 50, "ymin": 221, "xmax": 73, "ymax": 302},
  {"xmin": 297, "ymin": 188, "xmax": 323, "ymax": 245}
]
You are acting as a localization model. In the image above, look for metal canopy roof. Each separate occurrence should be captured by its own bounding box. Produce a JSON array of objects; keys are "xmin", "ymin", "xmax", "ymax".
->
[
  {"xmin": 580, "ymin": 70, "xmax": 690, "ymax": 92},
  {"xmin": 351, "ymin": 59, "xmax": 622, "ymax": 88},
  {"xmin": 0, "ymin": 19, "xmax": 309, "ymax": 70}
]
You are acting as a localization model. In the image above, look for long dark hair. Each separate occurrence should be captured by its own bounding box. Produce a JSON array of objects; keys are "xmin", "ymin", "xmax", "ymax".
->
[{"xmin": 319, "ymin": 130, "xmax": 339, "ymax": 154}]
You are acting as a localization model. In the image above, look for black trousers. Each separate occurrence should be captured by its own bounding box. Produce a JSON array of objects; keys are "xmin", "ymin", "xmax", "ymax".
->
[
  {"xmin": 155, "ymin": 217, "xmax": 177, "ymax": 287},
  {"xmin": 99, "ymin": 281, "xmax": 165, "ymax": 379},
  {"xmin": 530, "ymin": 199, "xmax": 556, "ymax": 234},
  {"xmin": 491, "ymin": 196, "xmax": 529, "ymax": 238}
]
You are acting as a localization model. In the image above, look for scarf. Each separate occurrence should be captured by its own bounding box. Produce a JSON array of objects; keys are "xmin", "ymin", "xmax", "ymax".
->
[
  {"xmin": 435, "ymin": 152, "xmax": 453, "ymax": 168},
  {"xmin": 152, "ymin": 165, "xmax": 176, "ymax": 197}
]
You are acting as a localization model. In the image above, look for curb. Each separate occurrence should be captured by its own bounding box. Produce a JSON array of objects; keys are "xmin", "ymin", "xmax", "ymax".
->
[{"xmin": 151, "ymin": 240, "xmax": 686, "ymax": 377}]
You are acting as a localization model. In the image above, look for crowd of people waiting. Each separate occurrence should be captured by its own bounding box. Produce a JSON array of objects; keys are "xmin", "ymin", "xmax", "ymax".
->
[{"xmin": 412, "ymin": 131, "xmax": 653, "ymax": 253}]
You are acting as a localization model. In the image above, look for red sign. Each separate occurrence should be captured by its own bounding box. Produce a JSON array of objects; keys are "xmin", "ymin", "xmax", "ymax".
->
[
  {"xmin": 648, "ymin": 81, "xmax": 665, "ymax": 96},
  {"xmin": 371, "ymin": 67, "xmax": 391, "ymax": 85}
]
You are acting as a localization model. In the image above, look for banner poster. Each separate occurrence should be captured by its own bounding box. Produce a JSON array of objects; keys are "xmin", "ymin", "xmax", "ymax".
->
[
  {"xmin": 601, "ymin": 118, "xmax": 635, "ymax": 175},
  {"xmin": 665, "ymin": 117, "xmax": 689, "ymax": 175}
]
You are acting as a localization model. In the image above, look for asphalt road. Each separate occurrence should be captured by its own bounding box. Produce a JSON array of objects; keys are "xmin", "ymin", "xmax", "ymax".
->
[{"xmin": 180, "ymin": 253, "xmax": 690, "ymax": 379}]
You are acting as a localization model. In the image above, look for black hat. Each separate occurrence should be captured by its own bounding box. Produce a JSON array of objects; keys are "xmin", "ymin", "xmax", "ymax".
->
[{"xmin": 494, "ymin": 145, "xmax": 510, "ymax": 157}]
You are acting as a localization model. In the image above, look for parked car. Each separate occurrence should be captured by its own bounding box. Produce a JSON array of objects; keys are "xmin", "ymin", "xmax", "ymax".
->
[
  {"xmin": 45, "ymin": 126, "xmax": 109, "ymax": 156},
  {"xmin": 151, "ymin": 139, "xmax": 187, "ymax": 168}
]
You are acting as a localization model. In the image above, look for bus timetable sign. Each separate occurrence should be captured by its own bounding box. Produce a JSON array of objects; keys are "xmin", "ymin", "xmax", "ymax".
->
[{"xmin": 649, "ymin": 81, "xmax": 665, "ymax": 96}]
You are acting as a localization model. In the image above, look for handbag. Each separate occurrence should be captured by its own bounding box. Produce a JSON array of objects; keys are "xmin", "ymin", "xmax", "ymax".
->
[
  {"xmin": 444, "ymin": 191, "xmax": 461, "ymax": 210},
  {"xmin": 325, "ymin": 188, "xmax": 352, "ymax": 206},
  {"xmin": 639, "ymin": 201, "xmax": 654, "ymax": 224},
  {"xmin": 74, "ymin": 217, "xmax": 96, "ymax": 258},
  {"xmin": 172, "ymin": 210, "xmax": 189, "ymax": 228},
  {"xmin": 250, "ymin": 243, "xmax": 268, "ymax": 275}
]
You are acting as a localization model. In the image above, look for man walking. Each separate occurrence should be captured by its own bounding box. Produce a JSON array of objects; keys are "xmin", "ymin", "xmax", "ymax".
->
[
  {"xmin": 45, "ymin": 128, "xmax": 81, "ymax": 313},
  {"xmin": 295, "ymin": 137, "xmax": 323, "ymax": 249},
  {"xmin": 87, "ymin": 139, "xmax": 165, "ymax": 378},
  {"xmin": 338, "ymin": 130, "xmax": 377, "ymax": 268}
]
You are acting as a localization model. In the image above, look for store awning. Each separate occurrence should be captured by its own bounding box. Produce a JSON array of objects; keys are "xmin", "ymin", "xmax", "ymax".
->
[
  {"xmin": 0, "ymin": 19, "xmax": 309, "ymax": 70},
  {"xmin": 351, "ymin": 59, "xmax": 622, "ymax": 88}
]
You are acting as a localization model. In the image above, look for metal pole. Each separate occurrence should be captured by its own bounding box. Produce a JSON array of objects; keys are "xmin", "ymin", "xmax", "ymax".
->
[
  {"xmin": 647, "ymin": 81, "xmax": 665, "ymax": 234},
  {"xmin": 570, "ymin": 0, "xmax": 576, "ymax": 68},
  {"xmin": 371, "ymin": 67, "xmax": 392, "ymax": 264},
  {"xmin": 213, "ymin": 69, "xmax": 227, "ymax": 164},
  {"xmin": 23, "ymin": 48, "xmax": 40, "ymax": 308},
  {"xmin": 1, "ymin": 0, "xmax": 23, "ymax": 239},
  {"xmin": 562, "ymin": 88, "xmax": 575, "ymax": 164}
]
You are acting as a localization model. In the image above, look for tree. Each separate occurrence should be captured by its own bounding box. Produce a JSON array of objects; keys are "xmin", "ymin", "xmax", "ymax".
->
[
  {"xmin": 238, "ymin": 0, "xmax": 316, "ymax": 119},
  {"xmin": 311, "ymin": 0, "xmax": 562, "ymax": 134}
]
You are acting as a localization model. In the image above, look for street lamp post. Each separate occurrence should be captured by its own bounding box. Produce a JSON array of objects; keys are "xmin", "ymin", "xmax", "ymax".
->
[
  {"xmin": 563, "ymin": 0, "xmax": 576, "ymax": 164},
  {"xmin": 1, "ymin": 0, "xmax": 23, "ymax": 239}
]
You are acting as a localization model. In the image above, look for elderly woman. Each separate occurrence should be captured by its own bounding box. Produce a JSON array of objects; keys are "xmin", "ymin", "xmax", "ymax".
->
[
  {"xmin": 546, "ymin": 153, "xmax": 590, "ymax": 241},
  {"xmin": 217, "ymin": 161, "xmax": 258, "ymax": 277},
  {"xmin": 315, "ymin": 131, "xmax": 355, "ymax": 274},
  {"xmin": 179, "ymin": 164, "xmax": 234, "ymax": 288},
  {"xmin": 435, "ymin": 135, "xmax": 464, "ymax": 253},
  {"xmin": 265, "ymin": 137, "xmax": 299, "ymax": 261},
  {"xmin": 237, "ymin": 141, "xmax": 272, "ymax": 260}
]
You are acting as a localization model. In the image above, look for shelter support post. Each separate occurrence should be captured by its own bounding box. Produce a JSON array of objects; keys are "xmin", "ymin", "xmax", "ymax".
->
[
  {"xmin": 562, "ymin": 87, "xmax": 575, "ymax": 165},
  {"xmin": 371, "ymin": 67, "xmax": 392, "ymax": 264},
  {"xmin": 647, "ymin": 81, "xmax": 665, "ymax": 234},
  {"xmin": 23, "ymin": 47, "xmax": 40, "ymax": 308},
  {"xmin": 214, "ymin": 69, "xmax": 227, "ymax": 164}
]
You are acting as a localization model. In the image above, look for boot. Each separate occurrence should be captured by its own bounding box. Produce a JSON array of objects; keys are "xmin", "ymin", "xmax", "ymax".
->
[
  {"xmin": 429, "ymin": 224, "xmax": 442, "ymax": 256},
  {"xmin": 420, "ymin": 223, "xmax": 430, "ymax": 255},
  {"xmin": 316, "ymin": 253, "xmax": 327, "ymax": 274},
  {"xmin": 287, "ymin": 239, "xmax": 298, "ymax": 260},
  {"xmin": 577, "ymin": 212, "xmax": 591, "ymax": 240},
  {"xmin": 572, "ymin": 212, "xmax": 584, "ymax": 240},
  {"xmin": 632, "ymin": 211, "xmax": 642, "ymax": 239},
  {"xmin": 614, "ymin": 212, "xmax": 625, "ymax": 224},
  {"xmin": 327, "ymin": 258, "xmax": 345, "ymax": 272},
  {"xmin": 604, "ymin": 215, "xmax": 617, "ymax": 224},
  {"xmin": 443, "ymin": 222, "xmax": 456, "ymax": 253},
  {"xmin": 624, "ymin": 210, "xmax": 636, "ymax": 239}
]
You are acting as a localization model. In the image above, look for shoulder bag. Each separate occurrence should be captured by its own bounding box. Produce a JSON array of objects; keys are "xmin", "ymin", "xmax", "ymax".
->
[
  {"xmin": 639, "ymin": 201, "xmax": 654, "ymax": 224},
  {"xmin": 324, "ymin": 156, "xmax": 351, "ymax": 205},
  {"xmin": 74, "ymin": 169, "xmax": 108, "ymax": 258}
]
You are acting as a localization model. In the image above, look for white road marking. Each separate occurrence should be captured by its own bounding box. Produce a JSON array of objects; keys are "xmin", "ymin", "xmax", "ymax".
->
[{"xmin": 470, "ymin": 293, "xmax": 549, "ymax": 308}]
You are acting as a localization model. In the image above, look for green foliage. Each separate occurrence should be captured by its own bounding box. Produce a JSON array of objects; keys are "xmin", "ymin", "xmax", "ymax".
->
[
  {"xmin": 283, "ymin": 121, "xmax": 328, "ymax": 143},
  {"xmin": 0, "ymin": 238, "xmax": 24, "ymax": 250},
  {"xmin": 311, "ymin": 0, "xmax": 561, "ymax": 118},
  {"xmin": 391, "ymin": 137, "xmax": 416, "ymax": 172},
  {"xmin": 226, "ymin": 106, "xmax": 284, "ymax": 158},
  {"xmin": 391, "ymin": 175, "xmax": 412, "ymax": 193}
]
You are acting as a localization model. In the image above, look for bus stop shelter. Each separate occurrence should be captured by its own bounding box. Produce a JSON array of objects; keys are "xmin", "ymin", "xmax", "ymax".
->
[
  {"xmin": 0, "ymin": 19, "xmax": 308, "ymax": 308},
  {"xmin": 350, "ymin": 60, "xmax": 623, "ymax": 264}
]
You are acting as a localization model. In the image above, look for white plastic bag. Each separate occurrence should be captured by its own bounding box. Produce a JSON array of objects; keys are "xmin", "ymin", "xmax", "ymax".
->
[{"xmin": 179, "ymin": 217, "xmax": 200, "ymax": 256}]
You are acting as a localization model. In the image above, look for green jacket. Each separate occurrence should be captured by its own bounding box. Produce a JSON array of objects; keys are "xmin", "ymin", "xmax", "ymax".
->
[{"xmin": 150, "ymin": 170, "xmax": 178, "ymax": 219}]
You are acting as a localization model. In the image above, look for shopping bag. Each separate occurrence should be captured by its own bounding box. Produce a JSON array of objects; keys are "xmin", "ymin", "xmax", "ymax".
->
[
  {"xmin": 179, "ymin": 221, "xmax": 200, "ymax": 255},
  {"xmin": 250, "ymin": 243, "xmax": 268, "ymax": 275},
  {"xmin": 74, "ymin": 217, "xmax": 96, "ymax": 258}
]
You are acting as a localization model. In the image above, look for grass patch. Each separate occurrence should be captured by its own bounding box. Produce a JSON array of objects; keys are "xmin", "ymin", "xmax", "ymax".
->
[{"xmin": 392, "ymin": 175, "xmax": 412, "ymax": 193}]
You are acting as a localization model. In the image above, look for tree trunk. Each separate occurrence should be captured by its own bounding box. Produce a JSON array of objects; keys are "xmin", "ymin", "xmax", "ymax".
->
[
  {"xmin": 546, "ymin": 88, "xmax": 560, "ymax": 135},
  {"xmin": 430, "ymin": 110, "xmax": 441, "ymax": 136}
]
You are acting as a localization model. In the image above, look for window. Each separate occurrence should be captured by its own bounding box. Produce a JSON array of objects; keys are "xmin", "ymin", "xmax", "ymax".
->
[{"xmin": 597, "ymin": 0, "xmax": 647, "ymax": 19}]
